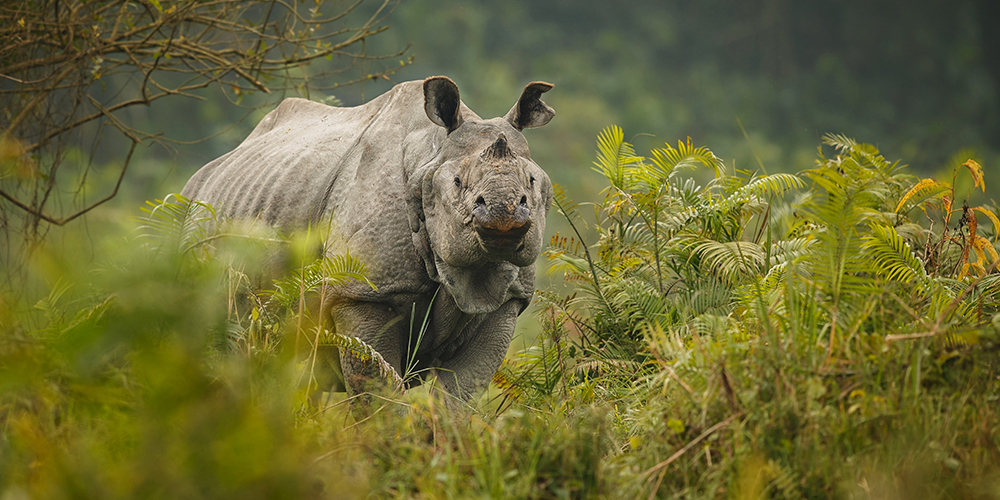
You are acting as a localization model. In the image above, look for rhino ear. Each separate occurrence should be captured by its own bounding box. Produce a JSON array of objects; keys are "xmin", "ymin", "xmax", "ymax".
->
[
  {"xmin": 505, "ymin": 81, "xmax": 555, "ymax": 131},
  {"xmin": 424, "ymin": 76, "xmax": 463, "ymax": 133}
]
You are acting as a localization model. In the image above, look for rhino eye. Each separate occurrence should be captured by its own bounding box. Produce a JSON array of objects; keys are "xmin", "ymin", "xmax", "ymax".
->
[
  {"xmin": 530, "ymin": 175, "xmax": 535, "ymax": 187},
  {"xmin": 453, "ymin": 176, "xmax": 461, "ymax": 188}
]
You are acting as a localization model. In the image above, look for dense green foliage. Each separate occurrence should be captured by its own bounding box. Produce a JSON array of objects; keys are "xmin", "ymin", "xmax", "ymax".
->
[
  {"xmin": 2, "ymin": 130, "xmax": 998, "ymax": 498},
  {"xmin": 498, "ymin": 129, "xmax": 1000, "ymax": 497}
]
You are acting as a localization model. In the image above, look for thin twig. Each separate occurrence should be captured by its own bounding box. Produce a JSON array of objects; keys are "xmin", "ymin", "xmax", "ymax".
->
[
  {"xmin": 553, "ymin": 193, "xmax": 612, "ymax": 312},
  {"xmin": 2, "ymin": 0, "xmax": 410, "ymax": 229},
  {"xmin": 0, "ymin": 141, "xmax": 136, "ymax": 226}
]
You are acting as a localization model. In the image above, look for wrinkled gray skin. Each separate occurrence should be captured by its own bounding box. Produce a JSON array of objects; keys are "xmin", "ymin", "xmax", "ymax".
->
[{"xmin": 181, "ymin": 77, "xmax": 555, "ymax": 401}]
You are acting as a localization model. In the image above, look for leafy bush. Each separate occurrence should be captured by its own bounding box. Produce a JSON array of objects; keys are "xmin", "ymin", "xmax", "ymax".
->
[{"xmin": 499, "ymin": 128, "xmax": 1000, "ymax": 498}]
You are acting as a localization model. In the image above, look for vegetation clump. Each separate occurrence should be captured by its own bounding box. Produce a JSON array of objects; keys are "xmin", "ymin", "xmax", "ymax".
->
[{"xmin": 1, "ymin": 130, "xmax": 999, "ymax": 499}]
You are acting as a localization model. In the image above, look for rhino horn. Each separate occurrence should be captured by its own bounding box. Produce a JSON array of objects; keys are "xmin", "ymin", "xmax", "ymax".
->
[
  {"xmin": 505, "ymin": 81, "xmax": 555, "ymax": 131},
  {"xmin": 424, "ymin": 76, "xmax": 463, "ymax": 133},
  {"xmin": 482, "ymin": 133, "xmax": 516, "ymax": 161}
]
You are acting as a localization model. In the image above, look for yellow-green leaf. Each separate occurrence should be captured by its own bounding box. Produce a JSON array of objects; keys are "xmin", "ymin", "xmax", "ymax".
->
[
  {"xmin": 972, "ymin": 206, "xmax": 1000, "ymax": 242},
  {"xmin": 962, "ymin": 159, "xmax": 985, "ymax": 193},
  {"xmin": 896, "ymin": 178, "xmax": 948, "ymax": 213},
  {"xmin": 973, "ymin": 235, "xmax": 999, "ymax": 264}
]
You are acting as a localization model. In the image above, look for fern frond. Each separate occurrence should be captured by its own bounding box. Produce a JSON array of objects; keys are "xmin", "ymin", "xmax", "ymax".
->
[
  {"xmin": 725, "ymin": 173, "xmax": 804, "ymax": 205},
  {"xmin": 497, "ymin": 343, "xmax": 566, "ymax": 402},
  {"xmin": 893, "ymin": 223, "xmax": 927, "ymax": 243},
  {"xmin": 593, "ymin": 126, "xmax": 643, "ymax": 191},
  {"xmin": 649, "ymin": 137, "xmax": 724, "ymax": 179},
  {"xmin": 549, "ymin": 233, "xmax": 584, "ymax": 257},
  {"xmin": 852, "ymin": 143, "xmax": 900, "ymax": 175},
  {"xmin": 574, "ymin": 358, "xmax": 644, "ymax": 378},
  {"xmin": 673, "ymin": 278, "xmax": 733, "ymax": 317},
  {"xmin": 491, "ymin": 364, "xmax": 523, "ymax": 399},
  {"xmin": 972, "ymin": 235, "xmax": 999, "ymax": 265},
  {"xmin": 684, "ymin": 237, "xmax": 766, "ymax": 283},
  {"xmin": 320, "ymin": 252, "xmax": 377, "ymax": 290},
  {"xmin": 771, "ymin": 237, "xmax": 814, "ymax": 265},
  {"xmin": 319, "ymin": 332, "xmax": 404, "ymax": 391},
  {"xmin": 658, "ymin": 206, "xmax": 700, "ymax": 234},
  {"xmin": 691, "ymin": 313, "xmax": 735, "ymax": 338},
  {"xmin": 546, "ymin": 252, "xmax": 593, "ymax": 280},
  {"xmin": 138, "ymin": 194, "xmax": 218, "ymax": 254},
  {"xmin": 553, "ymin": 184, "xmax": 585, "ymax": 227},
  {"xmin": 861, "ymin": 224, "xmax": 931, "ymax": 286},
  {"xmin": 265, "ymin": 252, "xmax": 374, "ymax": 309},
  {"xmin": 895, "ymin": 178, "xmax": 949, "ymax": 214},
  {"xmin": 603, "ymin": 277, "xmax": 671, "ymax": 330},
  {"xmin": 821, "ymin": 133, "xmax": 857, "ymax": 152}
]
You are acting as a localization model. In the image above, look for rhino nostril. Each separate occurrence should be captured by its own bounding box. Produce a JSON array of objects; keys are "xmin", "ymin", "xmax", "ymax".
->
[
  {"xmin": 475, "ymin": 196, "xmax": 486, "ymax": 207},
  {"xmin": 519, "ymin": 195, "xmax": 527, "ymax": 206}
]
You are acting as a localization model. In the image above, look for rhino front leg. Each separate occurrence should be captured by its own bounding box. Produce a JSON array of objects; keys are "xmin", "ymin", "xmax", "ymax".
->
[
  {"xmin": 330, "ymin": 302, "xmax": 408, "ymax": 403},
  {"xmin": 433, "ymin": 299, "xmax": 520, "ymax": 403}
]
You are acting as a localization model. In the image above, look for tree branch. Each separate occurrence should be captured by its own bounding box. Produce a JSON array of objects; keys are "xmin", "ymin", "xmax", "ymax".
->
[{"xmin": 0, "ymin": 141, "xmax": 136, "ymax": 226}]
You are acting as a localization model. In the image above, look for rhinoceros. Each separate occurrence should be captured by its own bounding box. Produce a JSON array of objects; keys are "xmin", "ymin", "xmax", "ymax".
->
[{"xmin": 181, "ymin": 76, "xmax": 555, "ymax": 402}]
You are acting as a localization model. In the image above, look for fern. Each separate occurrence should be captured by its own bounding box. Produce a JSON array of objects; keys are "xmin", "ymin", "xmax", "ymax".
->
[
  {"xmin": 723, "ymin": 173, "xmax": 804, "ymax": 209},
  {"xmin": 593, "ymin": 125, "xmax": 642, "ymax": 192},
  {"xmin": 821, "ymin": 133, "xmax": 858, "ymax": 152},
  {"xmin": 895, "ymin": 178, "xmax": 949, "ymax": 214},
  {"xmin": 138, "ymin": 193, "xmax": 218, "ymax": 256},
  {"xmin": 327, "ymin": 332, "xmax": 404, "ymax": 391},
  {"xmin": 542, "ymin": 127, "xmax": 1000, "ymax": 423},
  {"xmin": 648, "ymin": 137, "xmax": 724, "ymax": 179},
  {"xmin": 552, "ymin": 184, "xmax": 585, "ymax": 229},
  {"xmin": 494, "ymin": 341, "xmax": 566, "ymax": 408},
  {"xmin": 862, "ymin": 224, "xmax": 932, "ymax": 287},
  {"xmin": 685, "ymin": 238, "xmax": 766, "ymax": 284},
  {"xmin": 264, "ymin": 252, "xmax": 375, "ymax": 309}
]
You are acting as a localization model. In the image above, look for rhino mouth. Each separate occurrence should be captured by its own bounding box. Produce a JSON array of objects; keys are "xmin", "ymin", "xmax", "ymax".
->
[{"xmin": 474, "ymin": 220, "xmax": 531, "ymax": 252}]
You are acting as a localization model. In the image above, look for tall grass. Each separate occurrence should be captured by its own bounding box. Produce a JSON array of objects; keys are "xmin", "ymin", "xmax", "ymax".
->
[{"xmin": 1, "ymin": 132, "xmax": 998, "ymax": 499}]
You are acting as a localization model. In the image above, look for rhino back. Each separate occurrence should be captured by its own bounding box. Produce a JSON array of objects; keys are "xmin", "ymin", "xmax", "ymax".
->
[
  {"xmin": 181, "ymin": 81, "xmax": 436, "ymax": 232},
  {"xmin": 181, "ymin": 81, "xmax": 465, "ymax": 300}
]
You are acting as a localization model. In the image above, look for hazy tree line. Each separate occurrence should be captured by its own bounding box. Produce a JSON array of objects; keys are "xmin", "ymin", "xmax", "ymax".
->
[
  {"xmin": 2, "ymin": 0, "xmax": 996, "ymax": 251},
  {"xmin": 364, "ymin": 0, "xmax": 998, "ymax": 186}
]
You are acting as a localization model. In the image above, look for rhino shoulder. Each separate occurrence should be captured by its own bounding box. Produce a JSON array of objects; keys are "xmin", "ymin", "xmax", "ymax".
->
[{"xmin": 245, "ymin": 98, "xmax": 334, "ymax": 141}]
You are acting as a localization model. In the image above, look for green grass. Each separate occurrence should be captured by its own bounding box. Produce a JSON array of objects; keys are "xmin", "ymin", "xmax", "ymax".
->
[{"xmin": 2, "ymin": 132, "xmax": 999, "ymax": 499}]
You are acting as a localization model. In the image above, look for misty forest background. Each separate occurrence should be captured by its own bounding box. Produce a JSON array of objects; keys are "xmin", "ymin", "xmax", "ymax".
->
[
  {"xmin": 21, "ymin": 0, "xmax": 1000, "ymax": 227},
  {"xmin": 2, "ymin": 0, "xmax": 1000, "ymax": 498}
]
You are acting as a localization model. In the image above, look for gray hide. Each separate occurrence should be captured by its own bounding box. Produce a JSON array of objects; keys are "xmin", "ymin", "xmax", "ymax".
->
[{"xmin": 181, "ymin": 77, "xmax": 555, "ymax": 401}]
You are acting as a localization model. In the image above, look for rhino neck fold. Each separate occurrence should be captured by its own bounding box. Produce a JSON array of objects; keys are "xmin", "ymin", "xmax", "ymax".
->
[
  {"xmin": 405, "ymin": 158, "xmax": 441, "ymax": 234},
  {"xmin": 405, "ymin": 159, "xmax": 440, "ymax": 281},
  {"xmin": 433, "ymin": 257, "xmax": 524, "ymax": 315}
]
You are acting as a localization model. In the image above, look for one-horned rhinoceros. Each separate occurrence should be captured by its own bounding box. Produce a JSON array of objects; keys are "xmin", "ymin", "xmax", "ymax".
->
[{"xmin": 181, "ymin": 76, "xmax": 555, "ymax": 402}]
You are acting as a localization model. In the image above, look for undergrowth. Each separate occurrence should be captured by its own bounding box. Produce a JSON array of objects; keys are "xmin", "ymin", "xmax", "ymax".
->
[{"xmin": 1, "ymin": 131, "xmax": 999, "ymax": 499}]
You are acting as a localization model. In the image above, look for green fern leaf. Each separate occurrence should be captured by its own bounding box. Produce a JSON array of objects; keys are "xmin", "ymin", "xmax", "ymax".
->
[
  {"xmin": 593, "ymin": 126, "xmax": 642, "ymax": 191},
  {"xmin": 861, "ymin": 224, "xmax": 931, "ymax": 287},
  {"xmin": 649, "ymin": 137, "xmax": 724, "ymax": 178}
]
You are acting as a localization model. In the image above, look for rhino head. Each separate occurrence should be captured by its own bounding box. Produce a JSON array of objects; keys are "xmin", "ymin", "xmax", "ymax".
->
[{"xmin": 407, "ymin": 77, "xmax": 555, "ymax": 314}]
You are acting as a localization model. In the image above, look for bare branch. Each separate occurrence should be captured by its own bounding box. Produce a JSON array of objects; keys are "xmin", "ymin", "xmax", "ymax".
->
[
  {"xmin": 0, "ymin": 141, "xmax": 136, "ymax": 226},
  {"xmin": 1, "ymin": 0, "xmax": 410, "ymax": 239}
]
